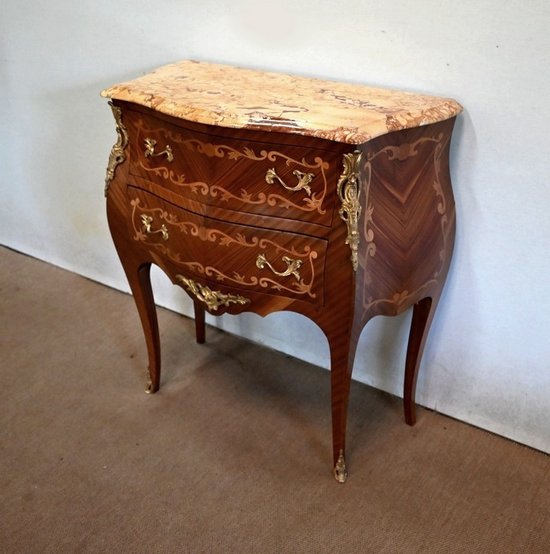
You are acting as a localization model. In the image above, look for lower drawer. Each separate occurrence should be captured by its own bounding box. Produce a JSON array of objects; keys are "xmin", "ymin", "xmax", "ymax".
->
[{"xmin": 127, "ymin": 187, "xmax": 327, "ymax": 305}]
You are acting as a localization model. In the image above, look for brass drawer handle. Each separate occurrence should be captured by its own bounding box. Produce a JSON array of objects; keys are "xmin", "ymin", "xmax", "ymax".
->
[
  {"xmin": 265, "ymin": 168, "xmax": 314, "ymax": 196},
  {"xmin": 140, "ymin": 214, "xmax": 169, "ymax": 240},
  {"xmin": 176, "ymin": 275, "xmax": 250, "ymax": 311},
  {"xmin": 144, "ymin": 138, "xmax": 174, "ymax": 162},
  {"xmin": 256, "ymin": 253, "xmax": 302, "ymax": 281}
]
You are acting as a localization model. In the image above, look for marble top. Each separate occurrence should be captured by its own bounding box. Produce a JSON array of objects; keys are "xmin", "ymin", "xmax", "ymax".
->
[{"xmin": 101, "ymin": 60, "xmax": 462, "ymax": 145}]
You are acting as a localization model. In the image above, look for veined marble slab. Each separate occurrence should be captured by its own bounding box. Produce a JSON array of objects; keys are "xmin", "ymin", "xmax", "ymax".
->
[{"xmin": 101, "ymin": 60, "xmax": 462, "ymax": 145}]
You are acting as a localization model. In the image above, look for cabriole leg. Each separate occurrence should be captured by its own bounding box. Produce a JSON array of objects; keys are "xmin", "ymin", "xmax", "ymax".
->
[
  {"xmin": 121, "ymin": 260, "xmax": 161, "ymax": 394},
  {"xmin": 193, "ymin": 300, "xmax": 206, "ymax": 344},
  {"xmin": 328, "ymin": 330, "xmax": 358, "ymax": 483},
  {"xmin": 403, "ymin": 295, "xmax": 440, "ymax": 425}
]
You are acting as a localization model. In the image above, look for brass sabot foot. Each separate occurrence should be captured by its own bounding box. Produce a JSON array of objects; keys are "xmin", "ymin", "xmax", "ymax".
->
[
  {"xmin": 145, "ymin": 379, "xmax": 154, "ymax": 394},
  {"xmin": 333, "ymin": 449, "xmax": 348, "ymax": 483}
]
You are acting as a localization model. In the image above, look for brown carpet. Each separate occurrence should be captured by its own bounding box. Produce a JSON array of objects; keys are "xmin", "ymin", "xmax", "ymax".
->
[{"xmin": 1, "ymin": 245, "xmax": 549, "ymax": 553}]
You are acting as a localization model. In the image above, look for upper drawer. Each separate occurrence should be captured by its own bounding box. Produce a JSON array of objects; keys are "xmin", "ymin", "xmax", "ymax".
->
[
  {"xmin": 125, "ymin": 109, "xmax": 338, "ymax": 226},
  {"xmin": 127, "ymin": 186, "xmax": 327, "ymax": 306}
]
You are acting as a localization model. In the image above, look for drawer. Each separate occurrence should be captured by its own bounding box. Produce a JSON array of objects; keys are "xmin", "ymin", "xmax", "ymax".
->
[
  {"xmin": 125, "ymin": 109, "xmax": 337, "ymax": 226},
  {"xmin": 127, "ymin": 187, "xmax": 327, "ymax": 305}
]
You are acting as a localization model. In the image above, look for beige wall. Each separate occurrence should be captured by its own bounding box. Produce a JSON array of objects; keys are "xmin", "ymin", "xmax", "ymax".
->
[{"xmin": 2, "ymin": 0, "xmax": 549, "ymax": 452}]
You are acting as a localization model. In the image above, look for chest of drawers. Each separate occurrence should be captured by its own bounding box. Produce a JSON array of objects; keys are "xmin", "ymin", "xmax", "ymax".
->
[{"xmin": 102, "ymin": 60, "xmax": 462, "ymax": 482}]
